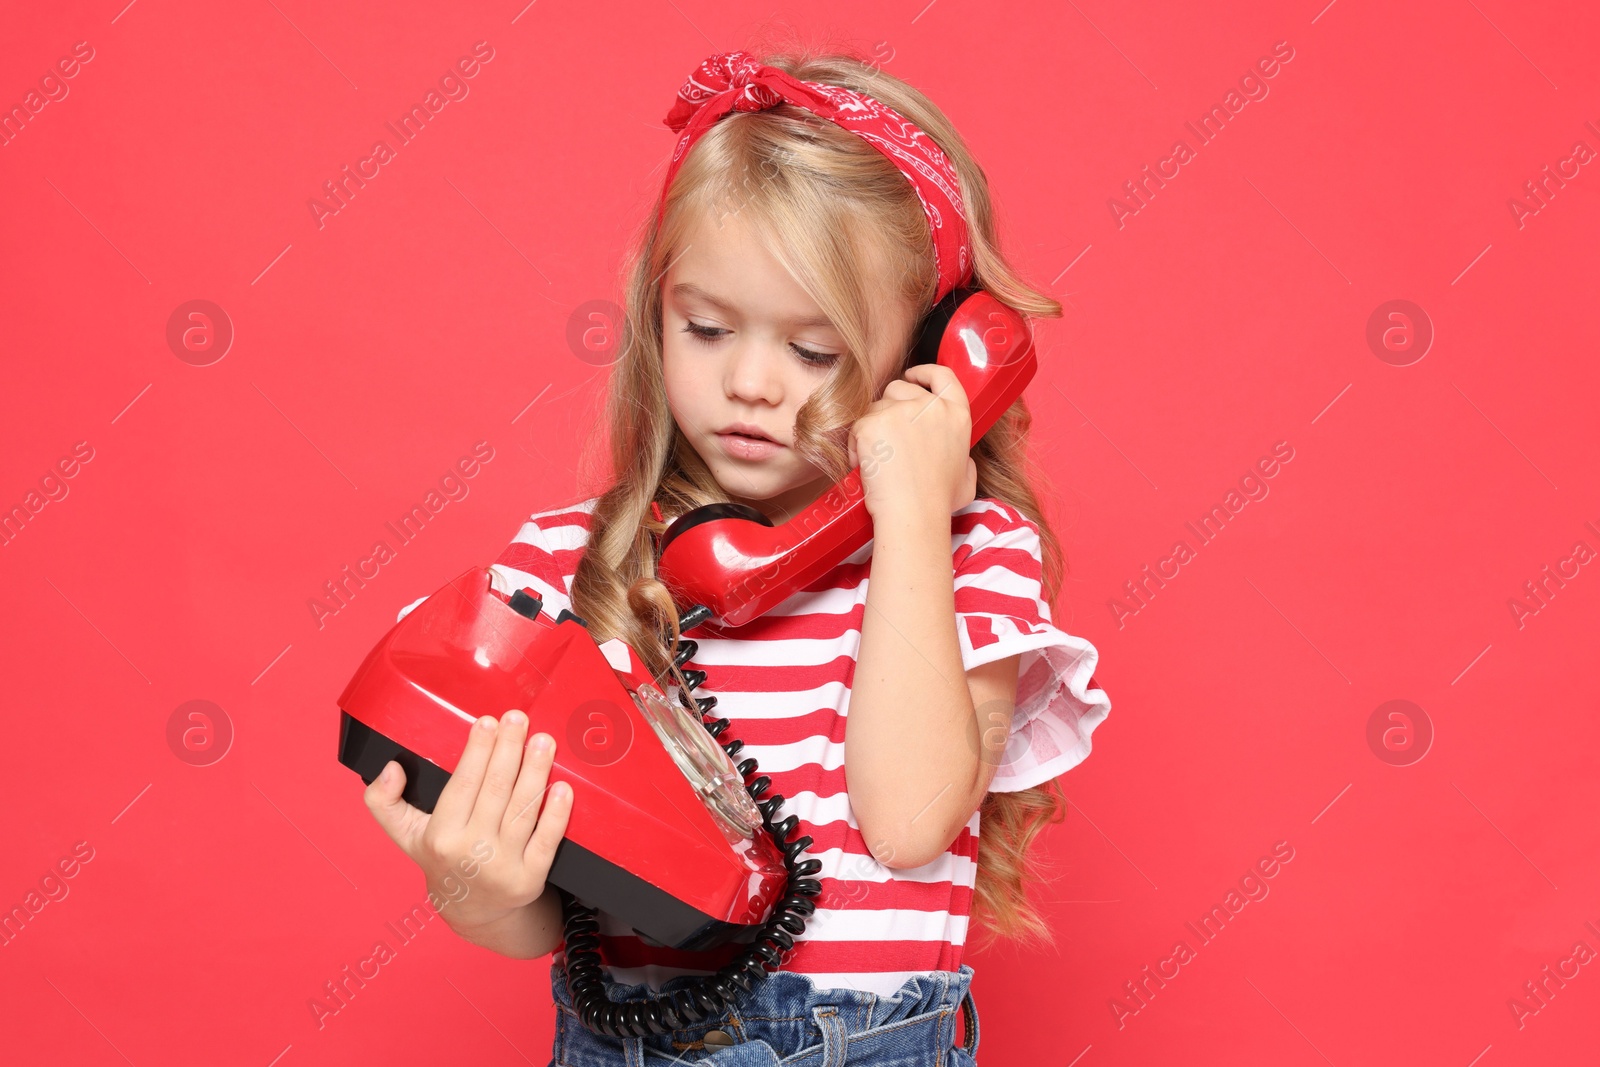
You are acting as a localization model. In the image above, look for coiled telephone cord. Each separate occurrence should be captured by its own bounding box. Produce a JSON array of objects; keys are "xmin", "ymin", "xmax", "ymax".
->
[{"xmin": 559, "ymin": 602, "xmax": 824, "ymax": 1039}]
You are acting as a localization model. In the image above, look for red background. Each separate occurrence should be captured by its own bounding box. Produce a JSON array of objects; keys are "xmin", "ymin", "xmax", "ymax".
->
[{"xmin": 3, "ymin": 1, "xmax": 1598, "ymax": 1064}]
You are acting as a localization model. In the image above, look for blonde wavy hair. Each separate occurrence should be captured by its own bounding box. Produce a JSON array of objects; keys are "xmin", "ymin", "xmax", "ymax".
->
[{"xmin": 557, "ymin": 46, "xmax": 1073, "ymax": 952}]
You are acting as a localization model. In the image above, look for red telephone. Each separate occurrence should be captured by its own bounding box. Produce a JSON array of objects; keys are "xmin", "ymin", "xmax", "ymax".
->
[{"xmin": 335, "ymin": 287, "xmax": 1035, "ymax": 1038}]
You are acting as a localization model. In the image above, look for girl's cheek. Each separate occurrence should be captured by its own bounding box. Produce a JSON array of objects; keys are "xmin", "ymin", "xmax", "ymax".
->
[
  {"xmin": 659, "ymin": 346, "xmax": 683, "ymax": 398},
  {"xmin": 663, "ymin": 344, "xmax": 716, "ymax": 412},
  {"xmin": 660, "ymin": 336, "xmax": 692, "ymax": 390},
  {"xmin": 659, "ymin": 366, "xmax": 699, "ymax": 440}
]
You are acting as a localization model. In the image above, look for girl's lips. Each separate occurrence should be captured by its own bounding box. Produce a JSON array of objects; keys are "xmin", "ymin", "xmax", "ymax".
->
[{"xmin": 716, "ymin": 431, "xmax": 782, "ymax": 460}]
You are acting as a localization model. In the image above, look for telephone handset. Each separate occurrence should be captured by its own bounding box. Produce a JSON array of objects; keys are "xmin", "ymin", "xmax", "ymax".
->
[
  {"xmin": 334, "ymin": 287, "xmax": 1035, "ymax": 1040},
  {"xmin": 656, "ymin": 286, "xmax": 1038, "ymax": 626}
]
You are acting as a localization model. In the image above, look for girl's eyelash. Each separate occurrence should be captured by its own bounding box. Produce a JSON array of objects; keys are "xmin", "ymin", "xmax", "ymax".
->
[{"xmin": 681, "ymin": 321, "xmax": 838, "ymax": 367}]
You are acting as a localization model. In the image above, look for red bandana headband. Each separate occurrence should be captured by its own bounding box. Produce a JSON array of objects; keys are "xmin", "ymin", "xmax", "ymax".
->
[{"xmin": 659, "ymin": 51, "xmax": 973, "ymax": 307}]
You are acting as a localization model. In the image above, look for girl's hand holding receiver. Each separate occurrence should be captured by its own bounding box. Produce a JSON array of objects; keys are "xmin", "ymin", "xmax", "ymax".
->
[
  {"xmin": 363, "ymin": 710, "xmax": 573, "ymax": 945},
  {"xmin": 848, "ymin": 362, "xmax": 978, "ymax": 522}
]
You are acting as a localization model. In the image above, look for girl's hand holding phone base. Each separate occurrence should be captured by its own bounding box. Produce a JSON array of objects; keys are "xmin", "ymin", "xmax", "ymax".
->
[{"xmin": 363, "ymin": 709, "xmax": 574, "ymax": 959}]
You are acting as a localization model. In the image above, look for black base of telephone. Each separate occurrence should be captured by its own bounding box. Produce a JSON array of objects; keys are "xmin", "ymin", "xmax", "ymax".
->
[
  {"xmin": 338, "ymin": 710, "xmax": 452, "ymax": 811},
  {"xmin": 337, "ymin": 710, "xmax": 747, "ymax": 952}
]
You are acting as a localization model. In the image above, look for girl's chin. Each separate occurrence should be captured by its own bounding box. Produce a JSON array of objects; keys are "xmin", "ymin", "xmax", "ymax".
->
[{"xmin": 722, "ymin": 474, "xmax": 839, "ymax": 523}]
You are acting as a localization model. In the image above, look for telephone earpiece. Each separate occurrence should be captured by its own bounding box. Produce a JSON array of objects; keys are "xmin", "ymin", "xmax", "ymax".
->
[
  {"xmin": 657, "ymin": 287, "xmax": 1036, "ymax": 627},
  {"xmin": 908, "ymin": 284, "xmax": 982, "ymax": 367}
]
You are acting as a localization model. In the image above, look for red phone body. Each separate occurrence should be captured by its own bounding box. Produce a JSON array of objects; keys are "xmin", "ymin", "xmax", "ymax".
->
[{"xmin": 337, "ymin": 568, "xmax": 789, "ymax": 951}]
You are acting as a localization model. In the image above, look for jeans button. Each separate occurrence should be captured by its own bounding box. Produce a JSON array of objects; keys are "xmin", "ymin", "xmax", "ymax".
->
[{"xmin": 703, "ymin": 1029, "xmax": 735, "ymax": 1047}]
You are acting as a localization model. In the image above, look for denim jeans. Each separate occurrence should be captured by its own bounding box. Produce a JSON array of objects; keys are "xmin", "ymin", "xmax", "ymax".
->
[{"xmin": 547, "ymin": 960, "xmax": 980, "ymax": 1066}]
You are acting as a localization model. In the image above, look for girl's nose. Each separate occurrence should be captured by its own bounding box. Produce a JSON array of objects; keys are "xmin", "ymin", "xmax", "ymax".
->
[{"xmin": 723, "ymin": 339, "xmax": 784, "ymax": 405}]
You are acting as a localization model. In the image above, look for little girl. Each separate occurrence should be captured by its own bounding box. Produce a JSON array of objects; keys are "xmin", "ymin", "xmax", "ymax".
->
[{"xmin": 363, "ymin": 47, "xmax": 1111, "ymax": 1065}]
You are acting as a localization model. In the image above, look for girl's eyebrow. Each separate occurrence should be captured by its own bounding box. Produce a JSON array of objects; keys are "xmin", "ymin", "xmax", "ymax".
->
[{"xmin": 671, "ymin": 282, "xmax": 835, "ymax": 329}]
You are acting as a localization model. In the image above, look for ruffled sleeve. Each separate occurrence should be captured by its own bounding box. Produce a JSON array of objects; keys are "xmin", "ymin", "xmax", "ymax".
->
[{"xmin": 951, "ymin": 499, "xmax": 1112, "ymax": 792}]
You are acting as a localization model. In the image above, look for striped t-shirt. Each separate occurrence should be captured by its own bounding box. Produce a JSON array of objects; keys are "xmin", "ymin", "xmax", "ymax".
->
[{"xmin": 397, "ymin": 495, "xmax": 1111, "ymax": 997}]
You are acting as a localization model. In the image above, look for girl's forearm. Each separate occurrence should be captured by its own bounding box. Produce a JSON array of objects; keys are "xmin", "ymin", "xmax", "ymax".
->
[
  {"xmin": 442, "ymin": 884, "xmax": 565, "ymax": 960},
  {"xmin": 846, "ymin": 503, "xmax": 983, "ymax": 869}
]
